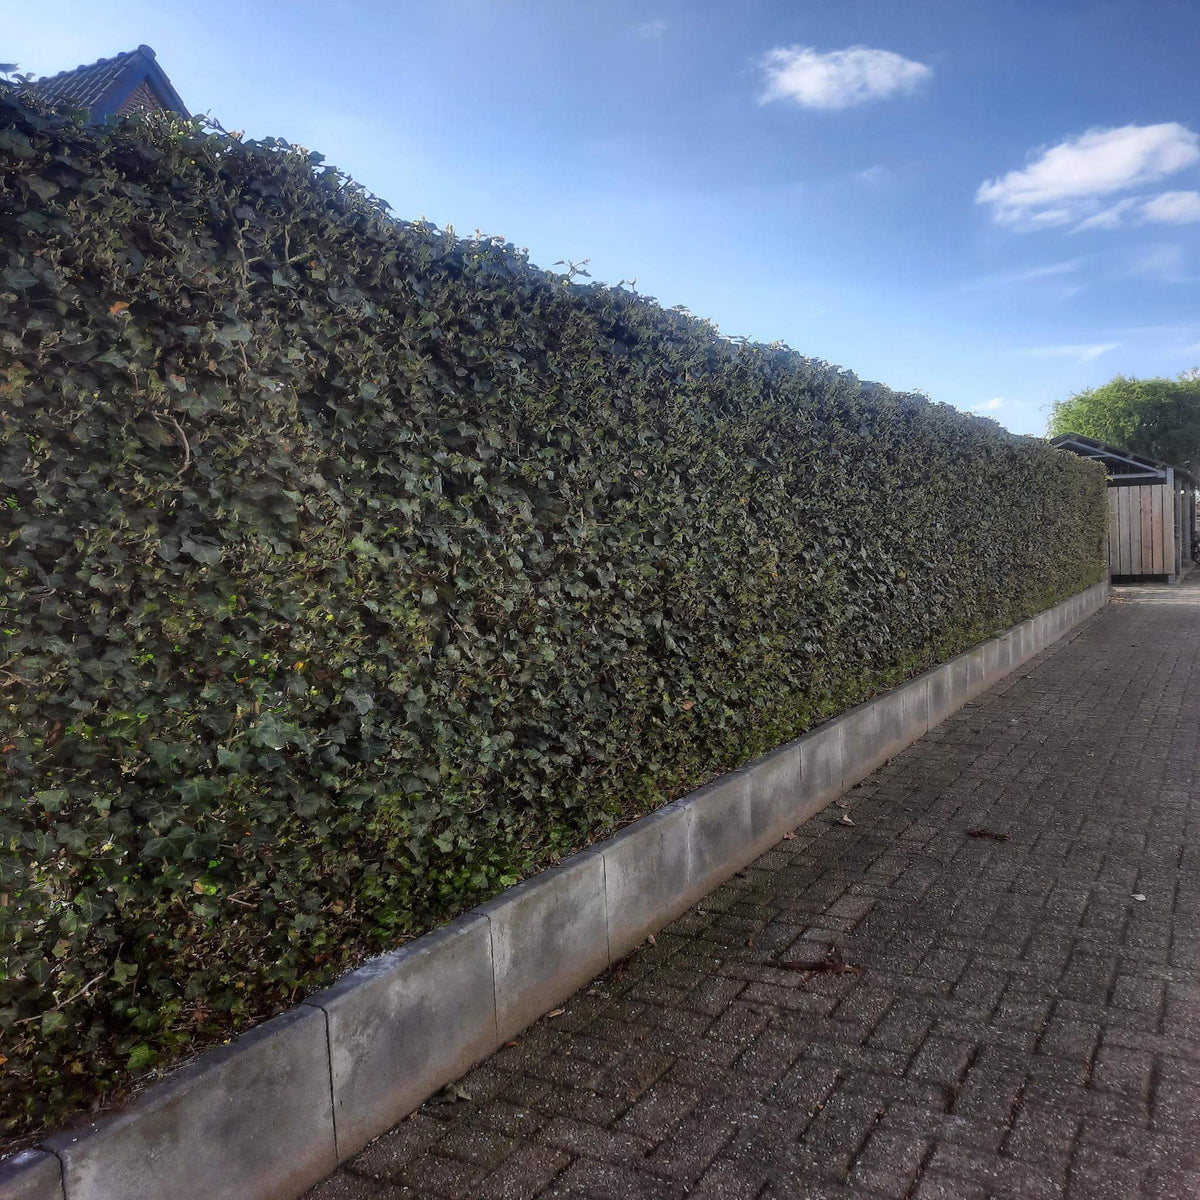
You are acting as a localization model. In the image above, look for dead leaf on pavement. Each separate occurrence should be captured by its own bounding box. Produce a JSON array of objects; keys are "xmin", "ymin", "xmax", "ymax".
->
[{"xmin": 777, "ymin": 944, "xmax": 862, "ymax": 976}]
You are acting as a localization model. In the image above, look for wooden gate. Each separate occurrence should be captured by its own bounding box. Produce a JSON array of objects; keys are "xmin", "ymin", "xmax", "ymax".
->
[{"xmin": 1107, "ymin": 482, "xmax": 1175, "ymax": 576}]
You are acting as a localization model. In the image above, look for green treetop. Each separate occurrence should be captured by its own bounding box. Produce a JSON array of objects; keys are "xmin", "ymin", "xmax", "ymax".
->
[{"xmin": 1048, "ymin": 372, "xmax": 1200, "ymax": 472}]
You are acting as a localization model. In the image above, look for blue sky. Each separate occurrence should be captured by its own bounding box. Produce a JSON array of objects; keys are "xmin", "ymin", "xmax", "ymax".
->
[{"xmin": 10, "ymin": 0, "xmax": 1200, "ymax": 434}]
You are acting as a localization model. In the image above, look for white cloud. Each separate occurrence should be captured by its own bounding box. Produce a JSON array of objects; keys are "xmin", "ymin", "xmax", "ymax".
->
[
  {"xmin": 972, "ymin": 397, "xmax": 1005, "ymax": 411},
  {"xmin": 857, "ymin": 164, "xmax": 891, "ymax": 185},
  {"xmin": 635, "ymin": 19, "xmax": 668, "ymax": 39},
  {"xmin": 967, "ymin": 258, "xmax": 1084, "ymax": 288},
  {"xmin": 1072, "ymin": 190, "xmax": 1200, "ymax": 232},
  {"xmin": 1021, "ymin": 343, "xmax": 1121, "ymax": 364},
  {"xmin": 759, "ymin": 45, "xmax": 931, "ymax": 111},
  {"xmin": 1072, "ymin": 198, "xmax": 1139, "ymax": 232},
  {"xmin": 977, "ymin": 123, "xmax": 1200, "ymax": 230},
  {"xmin": 1139, "ymin": 190, "xmax": 1200, "ymax": 224},
  {"xmin": 1126, "ymin": 243, "xmax": 1188, "ymax": 282}
]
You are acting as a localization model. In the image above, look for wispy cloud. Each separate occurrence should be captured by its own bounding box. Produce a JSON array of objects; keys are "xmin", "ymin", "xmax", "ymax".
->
[
  {"xmin": 977, "ymin": 123, "xmax": 1200, "ymax": 230},
  {"xmin": 635, "ymin": 18, "xmax": 668, "ymax": 39},
  {"xmin": 759, "ymin": 45, "xmax": 931, "ymax": 111},
  {"xmin": 1126, "ymin": 243, "xmax": 1189, "ymax": 282},
  {"xmin": 1072, "ymin": 198, "xmax": 1139, "ymax": 232},
  {"xmin": 1139, "ymin": 190, "xmax": 1200, "ymax": 225},
  {"xmin": 1020, "ymin": 343, "xmax": 1121, "ymax": 364},
  {"xmin": 967, "ymin": 258, "xmax": 1085, "ymax": 288},
  {"xmin": 1073, "ymin": 190, "xmax": 1200, "ymax": 232},
  {"xmin": 856, "ymin": 164, "xmax": 891, "ymax": 185},
  {"xmin": 972, "ymin": 397, "xmax": 1006, "ymax": 411}
]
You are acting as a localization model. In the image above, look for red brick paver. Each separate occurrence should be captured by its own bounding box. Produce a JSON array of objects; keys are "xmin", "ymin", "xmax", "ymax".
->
[{"xmin": 306, "ymin": 580, "xmax": 1200, "ymax": 1199}]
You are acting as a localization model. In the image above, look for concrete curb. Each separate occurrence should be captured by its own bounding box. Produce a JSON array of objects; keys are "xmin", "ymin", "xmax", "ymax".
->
[{"xmin": 3, "ymin": 581, "xmax": 1108, "ymax": 1200}]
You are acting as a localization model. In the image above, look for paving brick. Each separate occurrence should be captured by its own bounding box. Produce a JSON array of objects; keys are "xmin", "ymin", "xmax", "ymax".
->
[
  {"xmin": 552, "ymin": 1156, "xmax": 688, "ymax": 1198},
  {"xmin": 395, "ymin": 1151, "xmax": 483, "ymax": 1198},
  {"xmin": 306, "ymin": 582, "xmax": 1200, "ymax": 1200},
  {"xmin": 1037, "ymin": 1016, "xmax": 1101, "ymax": 1062},
  {"xmin": 906, "ymin": 1035, "xmax": 974, "ymax": 1088},
  {"xmin": 475, "ymin": 1143, "xmax": 569, "ymax": 1200},
  {"xmin": 847, "ymin": 1125, "xmax": 930, "ymax": 1197},
  {"xmin": 301, "ymin": 1172, "xmax": 392, "ymax": 1200},
  {"xmin": 643, "ymin": 1115, "xmax": 735, "ymax": 1182},
  {"xmin": 544, "ymin": 1116, "xmax": 642, "ymax": 1161},
  {"xmin": 1090, "ymin": 1044, "xmax": 1154, "ymax": 1097},
  {"xmin": 1065, "ymin": 1145, "xmax": 1144, "ymax": 1200},
  {"xmin": 435, "ymin": 1125, "xmax": 517, "ymax": 1168},
  {"xmin": 350, "ymin": 1112, "xmax": 449, "ymax": 1179}
]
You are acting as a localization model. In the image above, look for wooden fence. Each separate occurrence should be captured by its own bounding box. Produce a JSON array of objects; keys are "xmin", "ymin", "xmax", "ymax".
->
[{"xmin": 1107, "ymin": 482, "xmax": 1176, "ymax": 577}]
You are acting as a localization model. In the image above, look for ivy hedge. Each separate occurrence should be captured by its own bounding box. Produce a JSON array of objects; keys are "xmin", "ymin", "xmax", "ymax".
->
[{"xmin": 0, "ymin": 88, "xmax": 1106, "ymax": 1143}]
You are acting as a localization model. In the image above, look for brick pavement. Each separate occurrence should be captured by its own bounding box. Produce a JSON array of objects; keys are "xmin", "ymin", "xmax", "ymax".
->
[{"xmin": 305, "ymin": 580, "xmax": 1200, "ymax": 1199}]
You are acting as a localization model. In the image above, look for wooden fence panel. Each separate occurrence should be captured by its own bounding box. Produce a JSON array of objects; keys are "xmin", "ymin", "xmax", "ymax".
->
[
  {"xmin": 1129, "ymin": 487, "xmax": 1143, "ymax": 573},
  {"xmin": 1121, "ymin": 488, "xmax": 1133, "ymax": 573},
  {"xmin": 1161, "ymin": 482, "xmax": 1175, "ymax": 575},
  {"xmin": 1151, "ymin": 485, "xmax": 1165, "ymax": 573},
  {"xmin": 1140, "ymin": 488, "xmax": 1154, "ymax": 573},
  {"xmin": 1103, "ymin": 481, "xmax": 1186, "ymax": 577},
  {"xmin": 1107, "ymin": 490, "xmax": 1119, "ymax": 572}
]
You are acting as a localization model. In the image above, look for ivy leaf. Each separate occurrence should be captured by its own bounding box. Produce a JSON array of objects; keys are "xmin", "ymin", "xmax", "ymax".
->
[
  {"xmin": 2, "ymin": 266, "xmax": 38, "ymax": 290},
  {"xmin": 33, "ymin": 789, "xmax": 69, "ymax": 812},
  {"xmin": 127, "ymin": 1044, "xmax": 156, "ymax": 1071},
  {"xmin": 174, "ymin": 778, "xmax": 226, "ymax": 804},
  {"xmin": 27, "ymin": 177, "xmax": 59, "ymax": 202},
  {"xmin": 41, "ymin": 1011, "xmax": 68, "ymax": 1036},
  {"xmin": 179, "ymin": 537, "xmax": 222, "ymax": 564}
]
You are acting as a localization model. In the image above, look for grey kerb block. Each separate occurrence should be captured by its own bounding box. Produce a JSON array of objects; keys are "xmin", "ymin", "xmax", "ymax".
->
[
  {"xmin": 965, "ymin": 641, "xmax": 989, "ymax": 696},
  {"xmin": 305, "ymin": 912, "xmax": 498, "ymax": 1160},
  {"xmin": 948, "ymin": 652, "xmax": 975, "ymax": 709},
  {"xmin": 837, "ymin": 700, "xmax": 887, "ymax": 789},
  {"xmin": 481, "ymin": 846, "xmax": 609, "ymax": 1042},
  {"xmin": 682, "ymin": 771, "xmax": 755, "ymax": 900},
  {"xmin": 0, "ymin": 1151, "xmax": 63, "ymax": 1200},
  {"xmin": 745, "ymin": 740, "xmax": 804, "ymax": 852},
  {"xmin": 799, "ymin": 720, "xmax": 843, "ymax": 809},
  {"xmin": 924, "ymin": 661, "xmax": 958, "ymax": 728},
  {"xmin": 42, "ymin": 1006, "xmax": 335, "ymax": 1200},
  {"xmin": 877, "ymin": 676, "xmax": 929, "ymax": 764},
  {"xmin": 1012, "ymin": 619, "xmax": 1035, "ymax": 667},
  {"xmin": 980, "ymin": 636, "xmax": 1006, "ymax": 688},
  {"xmin": 1033, "ymin": 608, "xmax": 1052, "ymax": 647},
  {"xmin": 602, "ymin": 802, "xmax": 692, "ymax": 961}
]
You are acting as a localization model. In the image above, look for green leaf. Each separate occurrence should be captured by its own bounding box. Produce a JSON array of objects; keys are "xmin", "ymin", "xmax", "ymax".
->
[
  {"xmin": 174, "ymin": 778, "xmax": 226, "ymax": 804},
  {"xmin": 127, "ymin": 1043, "xmax": 157, "ymax": 1071},
  {"xmin": 41, "ymin": 1011, "xmax": 68, "ymax": 1036},
  {"xmin": 27, "ymin": 177, "xmax": 59, "ymax": 202},
  {"xmin": 3, "ymin": 266, "xmax": 38, "ymax": 290},
  {"xmin": 179, "ymin": 537, "xmax": 222, "ymax": 565}
]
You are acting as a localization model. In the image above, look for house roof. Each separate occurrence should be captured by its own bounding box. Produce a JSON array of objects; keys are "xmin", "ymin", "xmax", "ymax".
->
[
  {"xmin": 30, "ymin": 44, "xmax": 188, "ymax": 122},
  {"xmin": 1051, "ymin": 432, "xmax": 1196, "ymax": 487}
]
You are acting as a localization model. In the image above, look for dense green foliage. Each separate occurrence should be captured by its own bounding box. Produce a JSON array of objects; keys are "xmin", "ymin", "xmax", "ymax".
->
[
  {"xmin": 0, "ymin": 89, "xmax": 1106, "ymax": 1142},
  {"xmin": 1048, "ymin": 372, "xmax": 1200, "ymax": 472}
]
